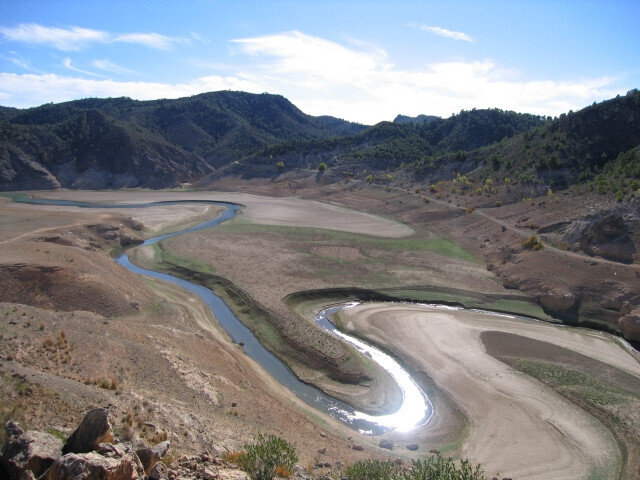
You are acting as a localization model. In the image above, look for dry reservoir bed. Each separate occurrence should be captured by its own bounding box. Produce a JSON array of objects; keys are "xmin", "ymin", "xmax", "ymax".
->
[{"xmin": 336, "ymin": 302, "xmax": 640, "ymax": 480}]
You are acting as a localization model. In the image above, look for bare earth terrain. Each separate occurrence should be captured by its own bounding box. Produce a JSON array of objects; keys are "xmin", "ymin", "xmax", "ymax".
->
[
  {"xmin": 337, "ymin": 302, "xmax": 640, "ymax": 479},
  {"xmin": 2, "ymin": 186, "xmax": 640, "ymax": 480}
]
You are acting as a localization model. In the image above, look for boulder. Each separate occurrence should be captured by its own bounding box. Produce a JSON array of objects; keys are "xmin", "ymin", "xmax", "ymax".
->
[
  {"xmin": 351, "ymin": 444, "xmax": 364, "ymax": 451},
  {"xmin": 379, "ymin": 439, "xmax": 394, "ymax": 450},
  {"xmin": 135, "ymin": 441, "xmax": 170, "ymax": 475},
  {"xmin": 0, "ymin": 421, "xmax": 63, "ymax": 480},
  {"xmin": 42, "ymin": 451, "xmax": 144, "ymax": 480},
  {"xmin": 147, "ymin": 461, "xmax": 168, "ymax": 480},
  {"xmin": 619, "ymin": 308, "xmax": 640, "ymax": 343},
  {"xmin": 62, "ymin": 408, "xmax": 113, "ymax": 455},
  {"xmin": 405, "ymin": 443, "xmax": 419, "ymax": 451},
  {"xmin": 539, "ymin": 289, "xmax": 576, "ymax": 312}
]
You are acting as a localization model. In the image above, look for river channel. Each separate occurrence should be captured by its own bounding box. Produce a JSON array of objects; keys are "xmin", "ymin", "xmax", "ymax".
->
[{"xmin": 11, "ymin": 196, "xmax": 432, "ymax": 434}]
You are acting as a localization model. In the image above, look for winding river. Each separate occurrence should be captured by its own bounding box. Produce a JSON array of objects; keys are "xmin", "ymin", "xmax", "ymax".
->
[{"xmin": 11, "ymin": 196, "xmax": 431, "ymax": 434}]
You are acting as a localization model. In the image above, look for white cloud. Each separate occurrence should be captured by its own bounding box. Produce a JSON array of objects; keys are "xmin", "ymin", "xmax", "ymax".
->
[
  {"xmin": 0, "ymin": 23, "xmax": 183, "ymax": 51},
  {"xmin": 228, "ymin": 31, "xmax": 617, "ymax": 122},
  {"xmin": 63, "ymin": 58, "xmax": 102, "ymax": 77},
  {"xmin": 93, "ymin": 59, "xmax": 139, "ymax": 75},
  {"xmin": 233, "ymin": 31, "xmax": 390, "ymax": 86},
  {"xmin": 421, "ymin": 25, "xmax": 474, "ymax": 42},
  {"xmin": 0, "ymin": 31, "xmax": 622, "ymax": 124},
  {"xmin": 114, "ymin": 32, "xmax": 180, "ymax": 50},
  {"xmin": 0, "ymin": 24, "xmax": 109, "ymax": 51},
  {"xmin": 1, "ymin": 51, "xmax": 34, "ymax": 71},
  {"xmin": 0, "ymin": 73, "xmax": 262, "ymax": 106}
]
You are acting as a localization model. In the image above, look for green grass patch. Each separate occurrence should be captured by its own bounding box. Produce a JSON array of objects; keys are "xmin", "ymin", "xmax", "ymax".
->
[
  {"xmin": 485, "ymin": 299, "xmax": 556, "ymax": 321},
  {"xmin": 217, "ymin": 222, "xmax": 477, "ymax": 262},
  {"xmin": 153, "ymin": 242, "xmax": 215, "ymax": 275},
  {"xmin": 508, "ymin": 359, "xmax": 633, "ymax": 406}
]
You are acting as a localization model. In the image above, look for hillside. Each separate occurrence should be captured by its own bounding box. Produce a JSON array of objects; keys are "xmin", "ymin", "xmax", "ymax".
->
[
  {"xmin": 232, "ymin": 108, "xmax": 547, "ymax": 177},
  {"xmin": 414, "ymin": 89, "xmax": 640, "ymax": 197},
  {"xmin": 0, "ymin": 92, "xmax": 366, "ymax": 190},
  {"xmin": 2, "ymin": 89, "xmax": 639, "ymax": 195}
]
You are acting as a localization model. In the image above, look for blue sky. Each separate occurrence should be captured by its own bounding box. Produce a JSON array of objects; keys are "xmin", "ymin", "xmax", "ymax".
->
[{"xmin": 1, "ymin": 0, "xmax": 638, "ymax": 124}]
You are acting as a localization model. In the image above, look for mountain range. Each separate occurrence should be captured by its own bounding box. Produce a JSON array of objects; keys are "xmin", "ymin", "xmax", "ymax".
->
[{"xmin": 1, "ymin": 89, "xmax": 639, "ymax": 194}]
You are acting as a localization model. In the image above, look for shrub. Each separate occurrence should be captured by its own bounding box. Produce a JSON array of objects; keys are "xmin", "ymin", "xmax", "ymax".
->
[
  {"xmin": 345, "ymin": 456, "xmax": 487, "ymax": 480},
  {"xmin": 318, "ymin": 162, "xmax": 327, "ymax": 172},
  {"xmin": 494, "ymin": 201, "xmax": 502, "ymax": 207},
  {"xmin": 237, "ymin": 434, "xmax": 298, "ymax": 480},
  {"xmin": 345, "ymin": 459, "xmax": 401, "ymax": 480},
  {"xmin": 276, "ymin": 161, "xmax": 284, "ymax": 172},
  {"xmin": 365, "ymin": 174, "xmax": 373, "ymax": 183},
  {"xmin": 465, "ymin": 206, "xmax": 475, "ymax": 214},
  {"xmin": 407, "ymin": 455, "xmax": 486, "ymax": 480},
  {"xmin": 522, "ymin": 235, "xmax": 544, "ymax": 251}
]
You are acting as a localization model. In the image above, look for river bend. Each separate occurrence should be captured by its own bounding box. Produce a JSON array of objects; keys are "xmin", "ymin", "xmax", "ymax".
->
[{"xmin": 11, "ymin": 196, "xmax": 432, "ymax": 434}]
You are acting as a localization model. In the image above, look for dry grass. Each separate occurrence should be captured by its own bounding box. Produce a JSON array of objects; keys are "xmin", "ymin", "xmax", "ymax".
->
[
  {"xmin": 84, "ymin": 376, "xmax": 119, "ymax": 391},
  {"xmin": 223, "ymin": 451, "xmax": 245, "ymax": 465}
]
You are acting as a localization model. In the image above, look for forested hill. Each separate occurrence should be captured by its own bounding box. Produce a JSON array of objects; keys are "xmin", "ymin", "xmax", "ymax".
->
[
  {"xmin": 413, "ymin": 89, "xmax": 640, "ymax": 196},
  {"xmin": 248, "ymin": 108, "xmax": 547, "ymax": 171},
  {"xmin": 0, "ymin": 91, "xmax": 366, "ymax": 190},
  {"xmin": 2, "ymin": 89, "xmax": 639, "ymax": 193}
]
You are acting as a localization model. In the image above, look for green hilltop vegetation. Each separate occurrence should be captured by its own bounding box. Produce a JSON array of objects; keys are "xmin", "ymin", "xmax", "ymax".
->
[
  {"xmin": 433, "ymin": 89, "xmax": 640, "ymax": 198},
  {"xmin": 0, "ymin": 91, "xmax": 366, "ymax": 190},
  {"xmin": 253, "ymin": 107, "xmax": 546, "ymax": 171},
  {"xmin": 1, "ymin": 88, "xmax": 639, "ymax": 199}
]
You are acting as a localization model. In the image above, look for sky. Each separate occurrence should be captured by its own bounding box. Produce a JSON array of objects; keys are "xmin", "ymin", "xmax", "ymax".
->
[{"xmin": 0, "ymin": 0, "xmax": 639, "ymax": 125}]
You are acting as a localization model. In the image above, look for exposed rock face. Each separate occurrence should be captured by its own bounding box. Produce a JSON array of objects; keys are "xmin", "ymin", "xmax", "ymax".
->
[
  {"xmin": 0, "ymin": 149, "xmax": 61, "ymax": 191},
  {"xmin": 135, "ymin": 441, "xmax": 170, "ymax": 475},
  {"xmin": 62, "ymin": 408, "xmax": 113, "ymax": 455},
  {"xmin": 539, "ymin": 289, "xmax": 577, "ymax": 312},
  {"xmin": 42, "ymin": 451, "xmax": 144, "ymax": 480},
  {"xmin": 619, "ymin": 308, "xmax": 640, "ymax": 343},
  {"xmin": 1, "ymin": 414, "xmax": 255, "ymax": 480},
  {"xmin": 580, "ymin": 215, "xmax": 636, "ymax": 264},
  {"xmin": 0, "ymin": 421, "xmax": 63, "ymax": 480}
]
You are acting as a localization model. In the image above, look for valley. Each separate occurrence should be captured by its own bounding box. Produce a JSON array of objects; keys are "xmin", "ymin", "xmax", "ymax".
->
[
  {"xmin": 2, "ymin": 184, "xmax": 639, "ymax": 479},
  {"xmin": 1, "ymin": 88, "xmax": 640, "ymax": 480}
]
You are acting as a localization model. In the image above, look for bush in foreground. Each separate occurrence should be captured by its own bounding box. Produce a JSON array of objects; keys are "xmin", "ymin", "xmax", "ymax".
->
[
  {"xmin": 236, "ymin": 434, "xmax": 298, "ymax": 480},
  {"xmin": 345, "ymin": 455, "xmax": 486, "ymax": 480},
  {"xmin": 345, "ymin": 459, "xmax": 402, "ymax": 480}
]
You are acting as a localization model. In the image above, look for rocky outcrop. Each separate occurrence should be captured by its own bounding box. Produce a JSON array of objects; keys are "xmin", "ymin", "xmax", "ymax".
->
[
  {"xmin": 550, "ymin": 212, "xmax": 639, "ymax": 264},
  {"xmin": 539, "ymin": 289, "xmax": 577, "ymax": 312},
  {"xmin": 619, "ymin": 308, "xmax": 640, "ymax": 343},
  {"xmin": 62, "ymin": 408, "xmax": 113, "ymax": 454},
  {"xmin": 135, "ymin": 441, "xmax": 170, "ymax": 475},
  {"xmin": 580, "ymin": 215, "xmax": 636, "ymax": 264},
  {"xmin": 0, "ymin": 411, "xmax": 263, "ymax": 480},
  {"xmin": 43, "ymin": 450, "xmax": 145, "ymax": 480},
  {"xmin": 0, "ymin": 421, "xmax": 63, "ymax": 480}
]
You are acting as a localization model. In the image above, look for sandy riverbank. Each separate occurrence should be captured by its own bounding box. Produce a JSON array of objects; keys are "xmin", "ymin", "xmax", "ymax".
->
[{"xmin": 337, "ymin": 302, "xmax": 640, "ymax": 479}]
